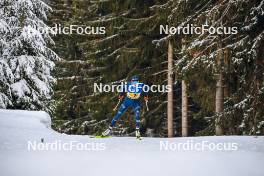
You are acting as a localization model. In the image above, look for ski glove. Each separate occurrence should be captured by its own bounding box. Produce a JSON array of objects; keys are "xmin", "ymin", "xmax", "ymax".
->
[
  {"xmin": 119, "ymin": 95, "xmax": 124, "ymax": 100},
  {"xmin": 144, "ymin": 96, "xmax": 149, "ymax": 102}
]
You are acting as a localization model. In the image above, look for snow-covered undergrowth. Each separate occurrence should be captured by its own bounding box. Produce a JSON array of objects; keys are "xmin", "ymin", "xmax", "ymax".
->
[{"xmin": 0, "ymin": 109, "xmax": 264, "ymax": 176}]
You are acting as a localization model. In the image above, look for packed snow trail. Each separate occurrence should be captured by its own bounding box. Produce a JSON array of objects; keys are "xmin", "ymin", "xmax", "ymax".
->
[{"xmin": 0, "ymin": 109, "xmax": 264, "ymax": 176}]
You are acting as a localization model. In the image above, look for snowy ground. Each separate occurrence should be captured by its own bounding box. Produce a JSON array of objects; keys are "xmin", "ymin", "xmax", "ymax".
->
[{"xmin": 0, "ymin": 109, "xmax": 264, "ymax": 176}]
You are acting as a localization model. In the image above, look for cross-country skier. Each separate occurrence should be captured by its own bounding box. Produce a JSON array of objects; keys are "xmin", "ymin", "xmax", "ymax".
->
[{"xmin": 102, "ymin": 76, "xmax": 149, "ymax": 139}]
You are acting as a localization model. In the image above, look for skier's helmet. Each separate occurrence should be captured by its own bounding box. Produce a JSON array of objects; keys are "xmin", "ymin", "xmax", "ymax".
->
[{"xmin": 131, "ymin": 75, "xmax": 139, "ymax": 82}]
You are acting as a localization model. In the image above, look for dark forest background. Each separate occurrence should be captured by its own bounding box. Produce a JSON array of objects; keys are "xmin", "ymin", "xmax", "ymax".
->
[{"xmin": 48, "ymin": 0, "xmax": 264, "ymax": 137}]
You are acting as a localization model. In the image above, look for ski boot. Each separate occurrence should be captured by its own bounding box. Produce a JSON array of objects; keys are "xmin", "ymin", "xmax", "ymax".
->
[
  {"xmin": 102, "ymin": 126, "xmax": 112, "ymax": 137},
  {"xmin": 136, "ymin": 129, "xmax": 141, "ymax": 140}
]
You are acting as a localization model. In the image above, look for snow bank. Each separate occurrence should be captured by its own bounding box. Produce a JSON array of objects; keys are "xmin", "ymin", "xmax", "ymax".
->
[
  {"xmin": 0, "ymin": 109, "xmax": 264, "ymax": 176},
  {"xmin": 0, "ymin": 109, "xmax": 51, "ymax": 129}
]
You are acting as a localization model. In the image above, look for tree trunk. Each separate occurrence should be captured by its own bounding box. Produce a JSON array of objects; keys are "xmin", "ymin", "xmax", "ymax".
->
[
  {"xmin": 181, "ymin": 39, "xmax": 188, "ymax": 137},
  {"xmin": 215, "ymin": 49, "xmax": 224, "ymax": 135},
  {"xmin": 167, "ymin": 40, "xmax": 174, "ymax": 137},
  {"xmin": 182, "ymin": 80, "xmax": 188, "ymax": 137}
]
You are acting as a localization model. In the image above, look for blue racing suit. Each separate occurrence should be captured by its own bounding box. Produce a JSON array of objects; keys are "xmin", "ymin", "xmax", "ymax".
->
[{"xmin": 110, "ymin": 81, "xmax": 148, "ymax": 130}]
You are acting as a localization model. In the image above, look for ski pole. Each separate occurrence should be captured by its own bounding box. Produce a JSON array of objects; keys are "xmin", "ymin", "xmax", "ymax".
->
[
  {"xmin": 113, "ymin": 99, "xmax": 121, "ymax": 111},
  {"xmin": 145, "ymin": 100, "xmax": 149, "ymax": 111}
]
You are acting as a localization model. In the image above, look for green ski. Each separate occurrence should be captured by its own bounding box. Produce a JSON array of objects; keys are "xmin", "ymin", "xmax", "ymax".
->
[{"xmin": 90, "ymin": 135, "xmax": 110, "ymax": 138}]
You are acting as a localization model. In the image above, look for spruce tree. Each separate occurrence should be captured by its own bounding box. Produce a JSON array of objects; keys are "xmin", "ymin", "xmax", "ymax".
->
[
  {"xmin": 50, "ymin": 0, "xmax": 264, "ymax": 136},
  {"xmin": 50, "ymin": 0, "xmax": 175, "ymax": 136},
  {"xmin": 0, "ymin": 0, "xmax": 58, "ymax": 112},
  {"xmin": 164, "ymin": 0, "xmax": 264, "ymax": 135}
]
